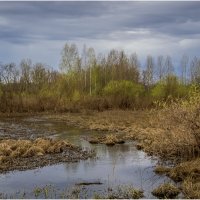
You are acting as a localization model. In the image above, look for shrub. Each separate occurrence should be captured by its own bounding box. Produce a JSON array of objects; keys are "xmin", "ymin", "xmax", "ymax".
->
[
  {"xmin": 103, "ymin": 80, "xmax": 144, "ymax": 108},
  {"xmin": 151, "ymin": 75, "xmax": 188, "ymax": 101}
]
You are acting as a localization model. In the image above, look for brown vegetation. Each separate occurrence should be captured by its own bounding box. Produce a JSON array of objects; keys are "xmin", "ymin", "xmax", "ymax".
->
[
  {"xmin": 151, "ymin": 183, "xmax": 180, "ymax": 198},
  {"xmin": 88, "ymin": 134, "xmax": 125, "ymax": 146},
  {"xmin": 154, "ymin": 165, "xmax": 171, "ymax": 175},
  {"xmin": 169, "ymin": 158, "xmax": 200, "ymax": 182},
  {"xmin": 167, "ymin": 158, "xmax": 200, "ymax": 198},
  {"xmin": 0, "ymin": 138, "xmax": 93, "ymax": 173},
  {"xmin": 0, "ymin": 138, "xmax": 73, "ymax": 160}
]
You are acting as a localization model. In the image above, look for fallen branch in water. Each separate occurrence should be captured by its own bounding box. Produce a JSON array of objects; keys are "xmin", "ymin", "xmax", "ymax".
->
[{"xmin": 75, "ymin": 181, "xmax": 103, "ymax": 186}]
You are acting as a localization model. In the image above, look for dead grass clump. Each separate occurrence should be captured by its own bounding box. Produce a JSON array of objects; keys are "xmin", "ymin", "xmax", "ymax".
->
[
  {"xmin": 50, "ymin": 141, "xmax": 65, "ymax": 153},
  {"xmin": 10, "ymin": 149, "xmax": 21, "ymax": 158},
  {"xmin": 166, "ymin": 158, "xmax": 200, "ymax": 198},
  {"xmin": 1, "ymin": 139, "xmax": 16, "ymax": 146},
  {"xmin": 151, "ymin": 183, "xmax": 180, "ymax": 199},
  {"xmin": 88, "ymin": 134, "xmax": 124, "ymax": 146},
  {"xmin": 182, "ymin": 177, "xmax": 200, "ymax": 199},
  {"xmin": 88, "ymin": 135, "xmax": 106, "ymax": 144},
  {"xmin": 0, "ymin": 143, "xmax": 12, "ymax": 156},
  {"xmin": 0, "ymin": 138, "xmax": 74, "ymax": 160},
  {"xmin": 46, "ymin": 140, "xmax": 73, "ymax": 153},
  {"xmin": 1, "ymin": 147, "xmax": 12, "ymax": 156},
  {"xmin": 154, "ymin": 165, "xmax": 171, "ymax": 175},
  {"xmin": 23, "ymin": 146, "xmax": 45, "ymax": 157},
  {"xmin": 34, "ymin": 138, "xmax": 52, "ymax": 152},
  {"xmin": 169, "ymin": 158, "xmax": 200, "ymax": 182},
  {"xmin": 104, "ymin": 134, "xmax": 118, "ymax": 146},
  {"xmin": 0, "ymin": 155, "xmax": 10, "ymax": 169},
  {"xmin": 0, "ymin": 155, "xmax": 7, "ymax": 164},
  {"xmin": 10, "ymin": 146, "xmax": 30, "ymax": 158},
  {"xmin": 17, "ymin": 140, "xmax": 32, "ymax": 147}
]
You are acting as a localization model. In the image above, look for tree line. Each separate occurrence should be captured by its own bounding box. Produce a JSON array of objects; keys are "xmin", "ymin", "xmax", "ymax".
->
[{"xmin": 0, "ymin": 43, "xmax": 200, "ymax": 112}]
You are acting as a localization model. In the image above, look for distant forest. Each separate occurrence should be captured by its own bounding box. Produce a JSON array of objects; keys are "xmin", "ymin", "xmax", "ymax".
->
[{"xmin": 0, "ymin": 43, "xmax": 200, "ymax": 112}]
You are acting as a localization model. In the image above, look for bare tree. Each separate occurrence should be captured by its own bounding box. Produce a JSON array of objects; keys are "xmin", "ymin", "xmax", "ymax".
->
[
  {"xmin": 181, "ymin": 54, "xmax": 189, "ymax": 85},
  {"xmin": 87, "ymin": 47, "xmax": 96, "ymax": 95},
  {"xmin": 190, "ymin": 56, "xmax": 200, "ymax": 84},
  {"xmin": 20, "ymin": 59, "xmax": 32, "ymax": 92},
  {"xmin": 143, "ymin": 55, "xmax": 154, "ymax": 90},
  {"xmin": 157, "ymin": 55, "xmax": 165, "ymax": 81},
  {"xmin": 118, "ymin": 50, "xmax": 129, "ymax": 80},
  {"xmin": 107, "ymin": 49, "xmax": 119, "ymax": 81},
  {"xmin": 126, "ymin": 53, "xmax": 140, "ymax": 83},
  {"xmin": 165, "ymin": 55, "xmax": 174, "ymax": 77},
  {"xmin": 0, "ymin": 63, "xmax": 18, "ymax": 84},
  {"xmin": 60, "ymin": 43, "xmax": 79, "ymax": 73},
  {"xmin": 81, "ymin": 44, "xmax": 88, "ymax": 91}
]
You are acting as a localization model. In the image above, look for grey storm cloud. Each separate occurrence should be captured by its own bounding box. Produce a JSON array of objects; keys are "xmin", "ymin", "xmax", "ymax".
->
[
  {"xmin": 0, "ymin": 1, "xmax": 200, "ymax": 67},
  {"xmin": 0, "ymin": 1, "xmax": 200, "ymax": 42}
]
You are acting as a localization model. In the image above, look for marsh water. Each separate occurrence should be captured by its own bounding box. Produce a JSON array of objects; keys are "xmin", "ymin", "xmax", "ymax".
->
[{"xmin": 0, "ymin": 116, "xmax": 173, "ymax": 198}]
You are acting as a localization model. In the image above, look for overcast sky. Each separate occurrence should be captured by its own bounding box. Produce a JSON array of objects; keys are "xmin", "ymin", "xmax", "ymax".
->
[{"xmin": 0, "ymin": 1, "xmax": 200, "ymax": 69}]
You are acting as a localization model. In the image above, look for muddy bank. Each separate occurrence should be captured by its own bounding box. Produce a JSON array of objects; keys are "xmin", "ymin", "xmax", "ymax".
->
[
  {"xmin": 0, "ymin": 120, "xmax": 58, "ymax": 140},
  {"xmin": 0, "ymin": 138, "xmax": 94, "ymax": 173}
]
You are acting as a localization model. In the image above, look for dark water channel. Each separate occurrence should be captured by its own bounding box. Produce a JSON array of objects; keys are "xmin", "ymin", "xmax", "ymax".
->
[{"xmin": 0, "ymin": 116, "xmax": 173, "ymax": 198}]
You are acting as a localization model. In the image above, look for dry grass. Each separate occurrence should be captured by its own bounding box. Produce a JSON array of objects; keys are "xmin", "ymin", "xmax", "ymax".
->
[
  {"xmin": 104, "ymin": 134, "xmax": 118, "ymax": 145},
  {"xmin": 169, "ymin": 158, "xmax": 200, "ymax": 182},
  {"xmin": 0, "ymin": 138, "xmax": 74, "ymax": 164},
  {"xmin": 167, "ymin": 158, "xmax": 200, "ymax": 198},
  {"xmin": 151, "ymin": 89, "xmax": 200, "ymax": 160},
  {"xmin": 182, "ymin": 177, "xmax": 200, "ymax": 199},
  {"xmin": 154, "ymin": 165, "xmax": 171, "ymax": 175},
  {"xmin": 151, "ymin": 183, "xmax": 180, "ymax": 198},
  {"xmin": 88, "ymin": 134, "xmax": 125, "ymax": 146}
]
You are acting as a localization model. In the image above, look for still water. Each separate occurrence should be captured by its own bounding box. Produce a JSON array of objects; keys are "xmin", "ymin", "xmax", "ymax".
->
[{"xmin": 0, "ymin": 117, "xmax": 172, "ymax": 198}]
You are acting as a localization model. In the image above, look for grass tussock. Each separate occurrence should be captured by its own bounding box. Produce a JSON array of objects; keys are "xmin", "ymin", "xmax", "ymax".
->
[
  {"xmin": 151, "ymin": 183, "xmax": 180, "ymax": 199},
  {"xmin": 165, "ymin": 158, "xmax": 200, "ymax": 198},
  {"xmin": 169, "ymin": 158, "xmax": 200, "ymax": 182},
  {"xmin": 182, "ymin": 177, "xmax": 200, "ymax": 199},
  {"xmin": 88, "ymin": 134, "xmax": 125, "ymax": 146},
  {"xmin": 0, "ymin": 138, "xmax": 74, "ymax": 166}
]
